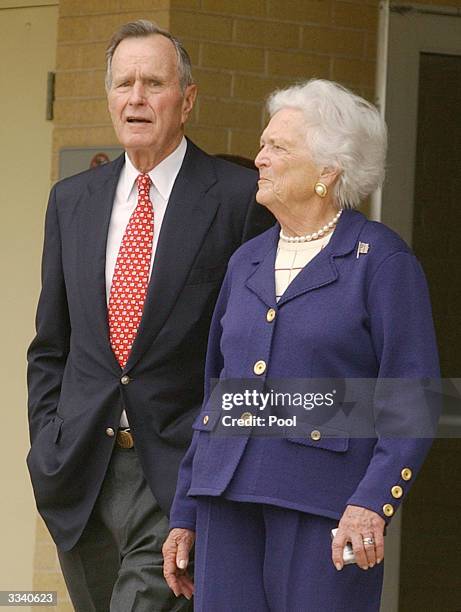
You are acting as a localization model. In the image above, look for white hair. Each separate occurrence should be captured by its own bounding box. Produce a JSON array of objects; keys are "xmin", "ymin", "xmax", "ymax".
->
[{"xmin": 267, "ymin": 79, "xmax": 387, "ymax": 209}]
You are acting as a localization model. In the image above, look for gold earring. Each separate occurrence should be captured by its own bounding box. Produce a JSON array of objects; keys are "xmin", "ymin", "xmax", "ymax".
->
[{"xmin": 314, "ymin": 182, "xmax": 328, "ymax": 198}]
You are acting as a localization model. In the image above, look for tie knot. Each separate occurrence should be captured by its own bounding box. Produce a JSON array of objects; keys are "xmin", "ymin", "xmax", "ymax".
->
[{"xmin": 137, "ymin": 173, "xmax": 151, "ymax": 194}]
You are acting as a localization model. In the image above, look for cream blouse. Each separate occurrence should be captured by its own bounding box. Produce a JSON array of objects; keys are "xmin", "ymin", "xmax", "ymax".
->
[{"xmin": 275, "ymin": 232, "xmax": 333, "ymax": 302}]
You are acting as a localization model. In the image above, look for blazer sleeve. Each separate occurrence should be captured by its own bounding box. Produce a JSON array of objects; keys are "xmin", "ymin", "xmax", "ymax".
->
[
  {"xmin": 241, "ymin": 187, "xmax": 275, "ymax": 244},
  {"xmin": 346, "ymin": 251, "xmax": 440, "ymax": 522},
  {"xmin": 169, "ymin": 271, "xmax": 232, "ymax": 530},
  {"xmin": 27, "ymin": 186, "xmax": 71, "ymax": 444}
]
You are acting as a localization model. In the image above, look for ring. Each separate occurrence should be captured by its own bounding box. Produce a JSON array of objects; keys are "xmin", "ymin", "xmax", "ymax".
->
[{"xmin": 362, "ymin": 537, "xmax": 375, "ymax": 546}]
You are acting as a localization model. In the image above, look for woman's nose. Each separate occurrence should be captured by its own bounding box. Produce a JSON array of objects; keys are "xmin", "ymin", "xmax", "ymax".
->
[{"xmin": 254, "ymin": 148, "xmax": 267, "ymax": 168}]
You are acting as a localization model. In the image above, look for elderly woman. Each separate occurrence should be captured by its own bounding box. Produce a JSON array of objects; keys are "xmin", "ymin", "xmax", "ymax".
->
[{"xmin": 162, "ymin": 79, "xmax": 439, "ymax": 611}]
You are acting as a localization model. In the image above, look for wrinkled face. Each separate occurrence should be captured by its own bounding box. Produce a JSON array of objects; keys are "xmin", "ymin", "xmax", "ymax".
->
[
  {"xmin": 107, "ymin": 35, "xmax": 196, "ymax": 162},
  {"xmin": 254, "ymin": 108, "xmax": 320, "ymax": 212}
]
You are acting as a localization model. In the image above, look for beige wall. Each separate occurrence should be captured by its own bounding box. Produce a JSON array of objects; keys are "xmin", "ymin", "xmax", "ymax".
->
[{"xmin": 0, "ymin": 1, "xmax": 58, "ymax": 606}]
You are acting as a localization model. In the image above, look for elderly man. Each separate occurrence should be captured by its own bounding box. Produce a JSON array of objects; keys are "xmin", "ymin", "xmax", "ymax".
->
[{"xmin": 27, "ymin": 20, "xmax": 272, "ymax": 611}]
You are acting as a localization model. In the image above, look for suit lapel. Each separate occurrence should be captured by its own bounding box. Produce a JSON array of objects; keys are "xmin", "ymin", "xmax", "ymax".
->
[
  {"xmin": 124, "ymin": 141, "xmax": 220, "ymax": 371},
  {"xmin": 78, "ymin": 155, "xmax": 125, "ymax": 371}
]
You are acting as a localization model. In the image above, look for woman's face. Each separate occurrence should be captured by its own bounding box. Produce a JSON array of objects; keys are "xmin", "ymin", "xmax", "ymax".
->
[{"xmin": 254, "ymin": 108, "xmax": 321, "ymax": 215}]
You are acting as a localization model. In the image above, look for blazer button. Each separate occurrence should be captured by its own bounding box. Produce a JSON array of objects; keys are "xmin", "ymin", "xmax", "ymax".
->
[
  {"xmin": 203, "ymin": 415, "xmax": 209, "ymax": 425},
  {"xmin": 106, "ymin": 427, "xmax": 115, "ymax": 437},
  {"xmin": 401, "ymin": 468, "xmax": 412, "ymax": 481},
  {"xmin": 310, "ymin": 429, "xmax": 321, "ymax": 441},
  {"xmin": 253, "ymin": 360, "xmax": 266, "ymax": 375},
  {"xmin": 121, "ymin": 375, "xmax": 131, "ymax": 385},
  {"xmin": 391, "ymin": 485, "xmax": 403, "ymax": 499},
  {"xmin": 266, "ymin": 308, "xmax": 276, "ymax": 323},
  {"xmin": 240, "ymin": 412, "xmax": 253, "ymax": 425},
  {"xmin": 382, "ymin": 503, "xmax": 394, "ymax": 517}
]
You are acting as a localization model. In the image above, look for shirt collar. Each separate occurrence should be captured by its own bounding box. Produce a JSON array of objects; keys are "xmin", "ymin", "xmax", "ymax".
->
[{"xmin": 122, "ymin": 136, "xmax": 187, "ymax": 202}]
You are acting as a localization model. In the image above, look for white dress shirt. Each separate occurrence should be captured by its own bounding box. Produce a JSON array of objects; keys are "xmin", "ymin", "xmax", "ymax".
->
[{"xmin": 105, "ymin": 137, "xmax": 187, "ymax": 428}]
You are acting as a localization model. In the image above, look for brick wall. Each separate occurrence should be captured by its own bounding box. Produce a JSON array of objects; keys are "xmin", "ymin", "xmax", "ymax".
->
[
  {"xmin": 172, "ymin": 0, "xmax": 379, "ymax": 158},
  {"xmin": 51, "ymin": 0, "xmax": 170, "ymax": 181},
  {"xmin": 401, "ymin": 0, "xmax": 461, "ymax": 6},
  {"xmin": 52, "ymin": 0, "xmax": 380, "ymax": 183}
]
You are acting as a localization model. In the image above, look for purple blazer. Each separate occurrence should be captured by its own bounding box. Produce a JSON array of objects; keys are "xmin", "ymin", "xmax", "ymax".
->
[{"xmin": 170, "ymin": 210, "xmax": 440, "ymax": 531}]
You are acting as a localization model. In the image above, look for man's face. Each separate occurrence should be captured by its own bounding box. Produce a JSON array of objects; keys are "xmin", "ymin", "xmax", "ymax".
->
[{"xmin": 107, "ymin": 35, "xmax": 196, "ymax": 164}]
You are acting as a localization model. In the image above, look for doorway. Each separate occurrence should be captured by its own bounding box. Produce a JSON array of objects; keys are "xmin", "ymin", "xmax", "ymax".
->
[{"xmin": 382, "ymin": 4, "xmax": 461, "ymax": 611}]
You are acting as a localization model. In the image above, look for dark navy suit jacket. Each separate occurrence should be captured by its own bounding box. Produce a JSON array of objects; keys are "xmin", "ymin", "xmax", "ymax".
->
[
  {"xmin": 27, "ymin": 139, "xmax": 273, "ymax": 551},
  {"xmin": 170, "ymin": 210, "xmax": 440, "ymax": 530}
]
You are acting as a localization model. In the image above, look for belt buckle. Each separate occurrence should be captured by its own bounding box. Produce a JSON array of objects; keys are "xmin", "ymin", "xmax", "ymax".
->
[{"xmin": 116, "ymin": 429, "xmax": 134, "ymax": 449}]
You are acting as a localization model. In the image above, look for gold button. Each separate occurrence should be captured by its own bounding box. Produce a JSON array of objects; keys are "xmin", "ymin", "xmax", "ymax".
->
[
  {"xmin": 106, "ymin": 427, "xmax": 115, "ymax": 437},
  {"xmin": 121, "ymin": 375, "xmax": 131, "ymax": 385},
  {"xmin": 310, "ymin": 429, "xmax": 321, "ymax": 441},
  {"xmin": 203, "ymin": 415, "xmax": 209, "ymax": 425},
  {"xmin": 266, "ymin": 308, "xmax": 276, "ymax": 323},
  {"xmin": 382, "ymin": 503, "xmax": 394, "ymax": 517},
  {"xmin": 240, "ymin": 412, "xmax": 253, "ymax": 425},
  {"xmin": 253, "ymin": 360, "xmax": 266, "ymax": 375},
  {"xmin": 401, "ymin": 468, "xmax": 412, "ymax": 481},
  {"xmin": 391, "ymin": 485, "xmax": 403, "ymax": 499}
]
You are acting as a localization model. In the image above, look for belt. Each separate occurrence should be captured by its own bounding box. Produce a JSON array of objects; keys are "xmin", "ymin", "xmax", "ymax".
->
[{"xmin": 116, "ymin": 428, "xmax": 134, "ymax": 449}]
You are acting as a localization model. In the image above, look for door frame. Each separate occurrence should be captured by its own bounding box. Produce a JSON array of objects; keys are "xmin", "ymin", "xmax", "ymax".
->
[
  {"xmin": 380, "ymin": 3, "xmax": 461, "ymax": 242},
  {"xmin": 375, "ymin": 3, "xmax": 461, "ymax": 611}
]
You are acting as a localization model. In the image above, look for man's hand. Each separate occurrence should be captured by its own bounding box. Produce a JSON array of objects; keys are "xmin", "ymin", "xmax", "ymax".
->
[
  {"xmin": 162, "ymin": 528, "xmax": 195, "ymax": 600},
  {"xmin": 332, "ymin": 505, "xmax": 385, "ymax": 571}
]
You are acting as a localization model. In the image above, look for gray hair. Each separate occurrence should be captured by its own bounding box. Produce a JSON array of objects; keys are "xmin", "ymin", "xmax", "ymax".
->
[
  {"xmin": 267, "ymin": 79, "xmax": 387, "ymax": 209},
  {"xmin": 105, "ymin": 19, "xmax": 194, "ymax": 93}
]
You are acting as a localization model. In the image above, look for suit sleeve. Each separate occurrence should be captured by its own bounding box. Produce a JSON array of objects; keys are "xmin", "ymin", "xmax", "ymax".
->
[
  {"xmin": 27, "ymin": 186, "xmax": 70, "ymax": 444},
  {"xmin": 346, "ymin": 251, "xmax": 440, "ymax": 522},
  {"xmin": 169, "ymin": 271, "xmax": 232, "ymax": 530},
  {"xmin": 241, "ymin": 187, "xmax": 275, "ymax": 244}
]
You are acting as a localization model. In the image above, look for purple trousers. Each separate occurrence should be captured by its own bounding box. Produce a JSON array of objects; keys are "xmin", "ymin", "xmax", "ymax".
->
[{"xmin": 193, "ymin": 497, "xmax": 384, "ymax": 611}]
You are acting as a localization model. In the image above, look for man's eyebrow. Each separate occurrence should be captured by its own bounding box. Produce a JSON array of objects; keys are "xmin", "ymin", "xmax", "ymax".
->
[
  {"xmin": 113, "ymin": 72, "xmax": 132, "ymax": 82},
  {"xmin": 141, "ymin": 74, "xmax": 164, "ymax": 82},
  {"xmin": 112, "ymin": 72, "xmax": 165, "ymax": 82}
]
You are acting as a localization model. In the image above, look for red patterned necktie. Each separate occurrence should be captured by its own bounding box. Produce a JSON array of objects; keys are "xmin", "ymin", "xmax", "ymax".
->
[{"xmin": 108, "ymin": 174, "xmax": 154, "ymax": 368}]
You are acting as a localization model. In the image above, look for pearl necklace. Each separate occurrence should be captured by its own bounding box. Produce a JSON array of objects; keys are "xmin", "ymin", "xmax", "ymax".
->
[{"xmin": 279, "ymin": 210, "xmax": 342, "ymax": 243}]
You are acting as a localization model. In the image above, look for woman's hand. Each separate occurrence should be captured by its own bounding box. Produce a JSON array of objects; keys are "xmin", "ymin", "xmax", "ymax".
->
[
  {"xmin": 332, "ymin": 505, "xmax": 385, "ymax": 571},
  {"xmin": 162, "ymin": 528, "xmax": 195, "ymax": 600}
]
